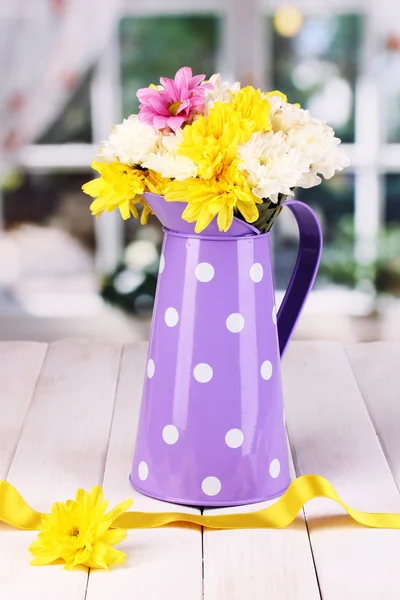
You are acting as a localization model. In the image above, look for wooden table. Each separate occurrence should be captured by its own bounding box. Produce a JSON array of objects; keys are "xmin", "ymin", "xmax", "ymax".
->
[{"xmin": 1, "ymin": 340, "xmax": 400, "ymax": 599}]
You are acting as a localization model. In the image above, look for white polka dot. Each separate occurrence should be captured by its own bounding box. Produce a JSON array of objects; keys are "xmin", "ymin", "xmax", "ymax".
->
[
  {"xmin": 195, "ymin": 262, "xmax": 215, "ymax": 283},
  {"xmin": 226, "ymin": 313, "xmax": 245, "ymax": 333},
  {"xmin": 225, "ymin": 429, "xmax": 244, "ymax": 448},
  {"xmin": 202, "ymin": 476, "xmax": 222, "ymax": 496},
  {"xmin": 159, "ymin": 254, "xmax": 165, "ymax": 274},
  {"xmin": 138, "ymin": 461, "xmax": 149, "ymax": 481},
  {"xmin": 165, "ymin": 307, "xmax": 179, "ymax": 327},
  {"xmin": 269, "ymin": 458, "xmax": 280, "ymax": 478},
  {"xmin": 272, "ymin": 305, "xmax": 277, "ymax": 325},
  {"xmin": 162, "ymin": 424, "xmax": 179, "ymax": 445},
  {"xmin": 193, "ymin": 363, "xmax": 213, "ymax": 383},
  {"xmin": 147, "ymin": 359, "xmax": 155, "ymax": 379},
  {"xmin": 261, "ymin": 360, "xmax": 273, "ymax": 380},
  {"xmin": 250, "ymin": 263, "xmax": 264, "ymax": 283}
]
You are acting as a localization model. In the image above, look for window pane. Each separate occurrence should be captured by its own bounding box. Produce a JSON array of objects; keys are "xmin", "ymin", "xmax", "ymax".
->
[
  {"xmin": 119, "ymin": 15, "xmax": 220, "ymax": 117},
  {"xmin": 273, "ymin": 174, "xmax": 355, "ymax": 290},
  {"xmin": 269, "ymin": 13, "xmax": 362, "ymax": 143},
  {"xmin": 37, "ymin": 74, "xmax": 92, "ymax": 144},
  {"xmin": 382, "ymin": 45, "xmax": 400, "ymax": 143},
  {"xmin": 385, "ymin": 174, "xmax": 400, "ymax": 223}
]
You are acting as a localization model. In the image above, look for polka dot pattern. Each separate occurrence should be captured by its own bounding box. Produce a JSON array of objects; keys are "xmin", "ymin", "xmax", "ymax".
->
[
  {"xmin": 226, "ymin": 313, "xmax": 245, "ymax": 333},
  {"xmin": 269, "ymin": 458, "xmax": 280, "ymax": 479},
  {"xmin": 225, "ymin": 428, "xmax": 244, "ymax": 448},
  {"xmin": 195, "ymin": 262, "xmax": 215, "ymax": 283},
  {"xmin": 162, "ymin": 424, "xmax": 179, "ymax": 445},
  {"xmin": 147, "ymin": 359, "xmax": 155, "ymax": 379},
  {"xmin": 165, "ymin": 307, "xmax": 179, "ymax": 327},
  {"xmin": 261, "ymin": 360, "xmax": 273, "ymax": 380},
  {"xmin": 250, "ymin": 263, "xmax": 264, "ymax": 283},
  {"xmin": 202, "ymin": 476, "xmax": 222, "ymax": 496},
  {"xmin": 193, "ymin": 363, "xmax": 213, "ymax": 383},
  {"xmin": 138, "ymin": 461, "xmax": 149, "ymax": 481},
  {"xmin": 134, "ymin": 236, "xmax": 289, "ymax": 506}
]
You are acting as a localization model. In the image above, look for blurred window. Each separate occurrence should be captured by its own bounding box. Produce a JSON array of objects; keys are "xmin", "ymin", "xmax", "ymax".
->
[
  {"xmin": 386, "ymin": 175, "xmax": 400, "ymax": 224},
  {"xmin": 272, "ymin": 175, "xmax": 355, "ymax": 290},
  {"xmin": 269, "ymin": 13, "xmax": 362, "ymax": 143},
  {"xmin": 119, "ymin": 15, "xmax": 220, "ymax": 117},
  {"xmin": 381, "ymin": 41, "xmax": 400, "ymax": 143},
  {"xmin": 37, "ymin": 73, "xmax": 93, "ymax": 144}
]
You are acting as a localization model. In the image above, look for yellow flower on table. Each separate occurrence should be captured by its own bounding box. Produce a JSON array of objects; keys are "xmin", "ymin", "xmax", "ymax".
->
[{"xmin": 29, "ymin": 486, "xmax": 132, "ymax": 570}]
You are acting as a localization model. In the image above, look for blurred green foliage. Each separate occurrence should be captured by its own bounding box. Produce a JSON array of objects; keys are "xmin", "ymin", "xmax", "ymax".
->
[
  {"xmin": 319, "ymin": 215, "xmax": 400, "ymax": 295},
  {"xmin": 119, "ymin": 15, "xmax": 219, "ymax": 118}
]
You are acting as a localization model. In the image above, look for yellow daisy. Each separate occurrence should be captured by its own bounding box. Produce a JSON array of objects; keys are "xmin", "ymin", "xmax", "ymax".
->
[
  {"xmin": 230, "ymin": 86, "xmax": 272, "ymax": 134},
  {"xmin": 82, "ymin": 160, "xmax": 147, "ymax": 220},
  {"xmin": 165, "ymin": 160, "xmax": 261, "ymax": 233},
  {"xmin": 29, "ymin": 486, "xmax": 132, "ymax": 570},
  {"xmin": 165, "ymin": 87, "xmax": 271, "ymax": 232}
]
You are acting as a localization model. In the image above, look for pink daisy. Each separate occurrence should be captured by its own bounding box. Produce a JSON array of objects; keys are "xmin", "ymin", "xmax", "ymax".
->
[{"xmin": 137, "ymin": 66, "xmax": 213, "ymax": 132}]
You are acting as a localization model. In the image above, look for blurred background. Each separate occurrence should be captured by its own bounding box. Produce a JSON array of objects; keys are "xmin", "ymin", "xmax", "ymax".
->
[{"xmin": 0, "ymin": 0, "xmax": 399, "ymax": 343}]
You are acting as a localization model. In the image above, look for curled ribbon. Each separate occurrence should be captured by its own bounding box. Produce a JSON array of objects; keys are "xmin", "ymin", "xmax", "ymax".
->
[{"xmin": 1, "ymin": 474, "xmax": 400, "ymax": 532}]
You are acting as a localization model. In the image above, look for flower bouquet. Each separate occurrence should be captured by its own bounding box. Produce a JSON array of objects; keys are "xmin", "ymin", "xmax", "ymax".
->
[
  {"xmin": 82, "ymin": 66, "xmax": 349, "ymax": 235},
  {"xmin": 83, "ymin": 67, "xmax": 349, "ymax": 507}
]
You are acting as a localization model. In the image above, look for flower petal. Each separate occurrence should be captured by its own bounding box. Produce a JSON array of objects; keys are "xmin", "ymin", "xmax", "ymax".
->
[
  {"xmin": 174, "ymin": 66, "xmax": 192, "ymax": 98},
  {"xmin": 159, "ymin": 77, "xmax": 177, "ymax": 99},
  {"xmin": 105, "ymin": 498, "xmax": 133, "ymax": 525},
  {"xmin": 101, "ymin": 527, "xmax": 127, "ymax": 545},
  {"xmin": 189, "ymin": 73, "xmax": 206, "ymax": 89},
  {"xmin": 153, "ymin": 116, "xmax": 169, "ymax": 130},
  {"xmin": 167, "ymin": 115, "xmax": 186, "ymax": 132},
  {"xmin": 147, "ymin": 96, "xmax": 170, "ymax": 116}
]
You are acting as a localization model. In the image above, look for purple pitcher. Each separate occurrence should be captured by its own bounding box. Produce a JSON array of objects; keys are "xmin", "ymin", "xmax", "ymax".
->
[{"xmin": 130, "ymin": 193, "xmax": 322, "ymax": 506}]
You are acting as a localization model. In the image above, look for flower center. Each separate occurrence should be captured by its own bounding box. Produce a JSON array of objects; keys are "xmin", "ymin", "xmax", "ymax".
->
[
  {"xmin": 168, "ymin": 101, "xmax": 182, "ymax": 116},
  {"xmin": 69, "ymin": 526, "xmax": 80, "ymax": 538}
]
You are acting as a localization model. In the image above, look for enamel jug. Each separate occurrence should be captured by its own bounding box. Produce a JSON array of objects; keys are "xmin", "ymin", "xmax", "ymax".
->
[{"xmin": 130, "ymin": 193, "xmax": 322, "ymax": 506}]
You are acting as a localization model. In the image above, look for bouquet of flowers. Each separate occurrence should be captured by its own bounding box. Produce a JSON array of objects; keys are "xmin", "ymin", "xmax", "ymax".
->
[{"xmin": 83, "ymin": 66, "xmax": 350, "ymax": 234}]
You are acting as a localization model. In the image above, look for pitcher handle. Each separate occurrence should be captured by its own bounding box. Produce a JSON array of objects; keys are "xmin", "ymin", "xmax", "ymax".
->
[{"xmin": 275, "ymin": 200, "xmax": 323, "ymax": 358}]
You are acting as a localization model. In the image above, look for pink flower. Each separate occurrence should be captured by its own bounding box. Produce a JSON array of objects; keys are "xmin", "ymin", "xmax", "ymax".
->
[{"xmin": 137, "ymin": 66, "xmax": 213, "ymax": 132}]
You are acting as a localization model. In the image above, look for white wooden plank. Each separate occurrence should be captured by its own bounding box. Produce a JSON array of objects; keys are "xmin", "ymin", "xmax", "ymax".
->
[
  {"xmin": 283, "ymin": 342, "xmax": 400, "ymax": 600},
  {"xmin": 86, "ymin": 342, "xmax": 203, "ymax": 600},
  {"xmin": 1, "ymin": 340, "xmax": 121, "ymax": 600},
  {"xmin": 0, "ymin": 342, "xmax": 47, "ymax": 478},
  {"xmin": 346, "ymin": 342, "xmax": 400, "ymax": 487},
  {"xmin": 203, "ymin": 447, "xmax": 320, "ymax": 600}
]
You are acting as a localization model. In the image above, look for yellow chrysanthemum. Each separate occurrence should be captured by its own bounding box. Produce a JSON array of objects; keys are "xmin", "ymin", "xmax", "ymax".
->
[
  {"xmin": 164, "ymin": 87, "xmax": 272, "ymax": 232},
  {"xmin": 165, "ymin": 160, "xmax": 261, "ymax": 233},
  {"xmin": 82, "ymin": 160, "xmax": 147, "ymax": 220},
  {"xmin": 29, "ymin": 486, "xmax": 132, "ymax": 570},
  {"xmin": 230, "ymin": 86, "xmax": 272, "ymax": 134},
  {"xmin": 175, "ymin": 102, "xmax": 249, "ymax": 180},
  {"xmin": 146, "ymin": 169, "xmax": 171, "ymax": 196}
]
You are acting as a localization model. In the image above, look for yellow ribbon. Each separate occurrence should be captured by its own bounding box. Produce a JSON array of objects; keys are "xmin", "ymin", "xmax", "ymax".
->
[{"xmin": 1, "ymin": 474, "xmax": 400, "ymax": 532}]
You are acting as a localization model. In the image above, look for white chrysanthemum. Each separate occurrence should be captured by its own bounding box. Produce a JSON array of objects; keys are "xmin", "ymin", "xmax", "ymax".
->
[
  {"xmin": 270, "ymin": 100, "xmax": 312, "ymax": 133},
  {"xmin": 286, "ymin": 120, "xmax": 350, "ymax": 187},
  {"xmin": 142, "ymin": 130, "xmax": 198, "ymax": 180},
  {"xmin": 238, "ymin": 131, "xmax": 310, "ymax": 202},
  {"xmin": 268, "ymin": 99, "xmax": 350, "ymax": 187},
  {"xmin": 96, "ymin": 115, "xmax": 159, "ymax": 166},
  {"xmin": 203, "ymin": 73, "xmax": 240, "ymax": 113}
]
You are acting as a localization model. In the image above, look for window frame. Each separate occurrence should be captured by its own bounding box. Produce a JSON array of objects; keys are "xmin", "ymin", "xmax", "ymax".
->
[{"xmin": 13, "ymin": 0, "xmax": 400, "ymax": 275}]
